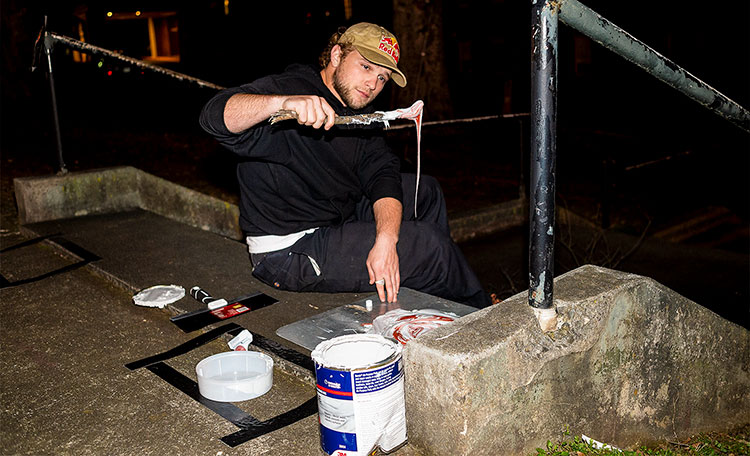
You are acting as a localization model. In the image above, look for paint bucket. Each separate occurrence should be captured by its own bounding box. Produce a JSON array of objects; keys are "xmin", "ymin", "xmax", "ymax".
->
[{"xmin": 311, "ymin": 334, "xmax": 407, "ymax": 456}]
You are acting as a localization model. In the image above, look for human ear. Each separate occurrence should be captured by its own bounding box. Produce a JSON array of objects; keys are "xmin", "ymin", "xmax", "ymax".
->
[{"xmin": 330, "ymin": 45, "xmax": 342, "ymax": 67}]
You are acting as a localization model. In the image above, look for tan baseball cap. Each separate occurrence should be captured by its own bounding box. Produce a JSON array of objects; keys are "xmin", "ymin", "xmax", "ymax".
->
[{"xmin": 338, "ymin": 22, "xmax": 407, "ymax": 87}]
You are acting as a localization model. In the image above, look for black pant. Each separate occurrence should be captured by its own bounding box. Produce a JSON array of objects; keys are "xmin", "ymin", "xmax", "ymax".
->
[{"xmin": 250, "ymin": 174, "xmax": 491, "ymax": 308}]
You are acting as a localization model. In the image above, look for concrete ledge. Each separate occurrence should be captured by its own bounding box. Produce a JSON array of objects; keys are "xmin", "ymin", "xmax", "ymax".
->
[
  {"xmin": 403, "ymin": 265, "xmax": 750, "ymax": 455},
  {"xmin": 13, "ymin": 167, "xmax": 532, "ymax": 243},
  {"xmin": 14, "ymin": 167, "xmax": 141, "ymax": 223},
  {"xmin": 13, "ymin": 167, "xmax": 242, "ymax": 240},
  {"xmin": 449, "ymin": 198, "xmax": 526, "ymax": 243}
]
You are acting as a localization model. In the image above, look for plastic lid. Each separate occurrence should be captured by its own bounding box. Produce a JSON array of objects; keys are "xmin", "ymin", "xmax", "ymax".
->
[{"xmin": 132, "ymin": 284, "xmax": 185, "ymax": 308}]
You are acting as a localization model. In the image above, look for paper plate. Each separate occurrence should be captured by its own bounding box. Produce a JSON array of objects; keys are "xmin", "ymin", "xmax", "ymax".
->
[{"xmin": 133, "ymin": 284, "xmax": 185, "ymax": 308}]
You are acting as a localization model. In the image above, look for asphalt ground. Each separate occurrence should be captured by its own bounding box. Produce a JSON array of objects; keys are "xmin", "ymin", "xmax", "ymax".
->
[
  {"xmin": 0, "ymin": 211, "xmax": 432, "ymax": 455},
  {"xmin": 0, "ymin": 230, "xmax": 322, "ymax": 455},
  {"xmin": 0, "ymin": 230, "xmax": 320, "ymax": 455}
]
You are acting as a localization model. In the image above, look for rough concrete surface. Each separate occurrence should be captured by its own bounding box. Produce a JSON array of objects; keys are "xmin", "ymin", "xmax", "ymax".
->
[
  {"xmin": 13, "ymin": 167, "xmax": 141, "ymax": 224},
  {"xmin": 403, "ymin": 265, "xmax": 750, "ymax": 455},
  {"xmin": 14, "ymin": 167, "xmax": 242, "ymax": 240},
  {"xmin": 0, "ymin": 232, "xmax": 322, "ymax": 455},
  {"xmin": 0, "ymin": 225, "xmax": 426, "ymax": 455}
]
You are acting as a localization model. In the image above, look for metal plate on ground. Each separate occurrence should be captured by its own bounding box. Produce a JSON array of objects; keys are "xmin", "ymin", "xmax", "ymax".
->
[{"xmin": 276, "ymin": 288, "xmax": 477, "ymax": 352}]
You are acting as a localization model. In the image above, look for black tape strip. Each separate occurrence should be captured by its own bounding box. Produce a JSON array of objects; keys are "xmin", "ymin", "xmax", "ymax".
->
[
  {"xmin": 125, "ymin": 323, "xmax": 243, "ymax": 370},
  {"xmin": 170, "ymin": 292, "xmax": 278, "ymax": 333},
  {"xmin": 147, "ymin": 362, "xmax": 261, "ymax": 428},
  {"xmin": 126, "ymin": 323, "xmax": 313, "ymax": 374},
  {"xmin": 0, "ymin": 233, "xmax": 59, "ymax": 253},
  {"xmin": 0, "ymin": 260, "xmax": 89, "ymax": 289},
  {"xmin": 126, "ymin": 322, "xmax": 317, "ymax": 447},
  {"xmin": 0, "ymin": 236, "xmax": 100, "ymax": 289},
  {"xmin": 251, "ymin": 332, "xmax": 314, "ymax": 372},
  {"xmin": 49, "ymin": 236, "xmax": 102, "ymax": 262},
  {"xmin": 221, "ymin": 397, "xmax": 318, "ymax": 447}
]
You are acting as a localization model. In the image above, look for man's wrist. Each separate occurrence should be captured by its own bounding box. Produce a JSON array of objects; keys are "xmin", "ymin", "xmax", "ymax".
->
[{"xmin": 375, "ymin": 232, "xmax": 399, "ymax": 245}]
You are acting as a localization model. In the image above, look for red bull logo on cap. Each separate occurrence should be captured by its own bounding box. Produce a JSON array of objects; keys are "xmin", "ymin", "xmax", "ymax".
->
[{"xmin": 378, "ymin": 36, "xmax": 400, "ymax": 64}]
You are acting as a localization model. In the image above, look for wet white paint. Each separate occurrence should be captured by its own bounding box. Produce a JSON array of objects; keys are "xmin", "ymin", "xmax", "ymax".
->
[{"xmin": 312, "ymin": 334, "xmax": 397, "ymax": 370}]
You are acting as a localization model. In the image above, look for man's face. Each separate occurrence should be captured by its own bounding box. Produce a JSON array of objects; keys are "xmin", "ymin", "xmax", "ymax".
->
[{"xmin": 332, "ymin": 48, "xmax": 392, "ymax": 110}]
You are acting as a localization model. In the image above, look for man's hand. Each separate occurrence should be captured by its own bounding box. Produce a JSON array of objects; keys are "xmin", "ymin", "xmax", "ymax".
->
[
  {"xmin": 367, "ymin": 198, "xmax": 402, "ymax": 303},
  {"xmin": 224, "ymin": 94, "xmax": 336, "ymax": 133},
  {"xmin": 367, "ymin": 235, "xmax": 400, "ymax": 303},
  {"xmin": 281, "ymin": 96, "xmax": 337, "ymax": 130}
]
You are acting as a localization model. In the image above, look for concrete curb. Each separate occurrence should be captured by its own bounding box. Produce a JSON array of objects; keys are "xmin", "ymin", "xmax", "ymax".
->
[
  {"xmin": 449, "ymin": 198, "xmax": 527, "ymax": 243},
  {"xmin": 13, "ymin": 166, "xmax": 537, "ymax": 244},
  {"xmin": 14, "ymin": 166, "xmax": 242, "ymax": 240},
  {"xmin": 403, "ymin": 265, "xmax": 750, "ymax": 455}
]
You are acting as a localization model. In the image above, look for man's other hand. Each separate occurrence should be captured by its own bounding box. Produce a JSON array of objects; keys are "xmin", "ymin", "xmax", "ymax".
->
[{"xmin": 367, "ymin": 234, "xmax": 400, "ymax": 303}]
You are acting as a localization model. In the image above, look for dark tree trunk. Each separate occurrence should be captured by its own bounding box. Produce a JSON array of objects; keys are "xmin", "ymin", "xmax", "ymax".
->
[{"xmin": 391, "ymin": 0, "xmax": 453, "ymax": 120}]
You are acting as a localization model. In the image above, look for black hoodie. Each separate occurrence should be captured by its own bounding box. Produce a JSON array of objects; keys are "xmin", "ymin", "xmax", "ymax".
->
[{"xmin": 199, "ymin": 64, "xmax": 403, "ymax": 236}]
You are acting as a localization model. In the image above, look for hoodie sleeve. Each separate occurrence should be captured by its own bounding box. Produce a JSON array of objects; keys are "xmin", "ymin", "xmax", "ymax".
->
[
  {"xmin": 198, "ymin": 74, "xmax": 286, "ymax": 157},
  {"xmin": 357, "ymin": 133, "xmax": 403, "ymax": 205}
]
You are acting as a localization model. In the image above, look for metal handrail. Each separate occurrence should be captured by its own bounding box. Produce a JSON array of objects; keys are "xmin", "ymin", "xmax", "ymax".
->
[
  {"xmin": 529, "ymin": 0, "xmax": 749, "ymax": 326},
  {"xmin": 559, "ymin": 0, "xmax": 750, "ymax": 133}
]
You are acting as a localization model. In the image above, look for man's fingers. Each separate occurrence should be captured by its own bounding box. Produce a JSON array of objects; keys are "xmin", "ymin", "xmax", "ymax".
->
[
  {"xmin": 373, "ymin": 276, "xmax": 398, "ymax": 303},
  {"xmin": 394, "ymin": 270, "xmax": 401, "ymax": 298},
  {"xmin": 310, "ymin": 99, "xmax": 327, "ymax": 128},
  {"xmin": 386, "ymin": 281, "xmax": 396, "ymax": 303},
  {"xmin": 375, "ymin": 281, "xmax": 386, "ymax": 302},
  {"xmin": 283, "ymin": 96, "xmax": 332, "ymax": 128},
  {"xmin": 322, "ymin": 103, "xmax": 337, "ymax": 130}
]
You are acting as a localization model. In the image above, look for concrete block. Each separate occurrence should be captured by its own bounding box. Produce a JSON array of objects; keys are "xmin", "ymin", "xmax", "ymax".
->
[
  {"xmin": 13, "ymin": 166, "xmax": 242, "ymax": 240},
  {"xmin": 135, "ymin": 171, "xmax": 241, "ymax": 240},
  {"xmin": 403, "ymin": 265, "xmax": 750, "ymax": 455},
  {"xmin": 449, "ymin": 198, "xmax": 526, "ymax": 243},
  {"xmin": 14, "ymin": 167, "xmax": 141, "ymax": 224}
]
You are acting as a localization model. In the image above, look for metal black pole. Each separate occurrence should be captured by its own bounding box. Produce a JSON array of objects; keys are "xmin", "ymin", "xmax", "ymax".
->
[
  {"xmin": 529, "ymin": 0, "xmax": 557, "ymax": 311},
  {"xmin": 43, "ymin": 21, "xmax": 67, "ymax": 174}
]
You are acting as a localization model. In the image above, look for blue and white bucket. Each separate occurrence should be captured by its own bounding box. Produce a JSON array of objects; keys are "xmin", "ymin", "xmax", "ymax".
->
[{"xmin": 311, "ymin": 334, "xmax": 407, "ymax": 456}]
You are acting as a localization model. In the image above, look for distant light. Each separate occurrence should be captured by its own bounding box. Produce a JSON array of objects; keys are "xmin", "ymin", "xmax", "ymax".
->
[
  {"xmin": 135, "ymin": 11, "xmax": 141, "ymax": 16},
  {"xmin": 325, "ymin": 11, "xmax": 330, "ymax": 17},
  {"xmin": 97, "ymin": 61, "xmax": 103, "ymax": 68},
  {"xmin": 107, "ymin": 11, "xmax": 113, "ymax": 17},
  {"xmin": 107, "ymin": 70, "xmax": 113, "ymax": 76}
]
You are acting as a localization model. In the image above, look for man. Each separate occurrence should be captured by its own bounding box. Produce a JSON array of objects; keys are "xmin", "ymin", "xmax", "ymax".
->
[{"xmin": 200, "ymin": 22, "xmax": 491, "ymax": 308}]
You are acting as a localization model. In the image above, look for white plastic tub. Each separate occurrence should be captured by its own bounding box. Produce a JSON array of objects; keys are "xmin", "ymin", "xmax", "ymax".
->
[{"xmin": 195, "ymin": 351, "xmax": 273, "ymax": 402}]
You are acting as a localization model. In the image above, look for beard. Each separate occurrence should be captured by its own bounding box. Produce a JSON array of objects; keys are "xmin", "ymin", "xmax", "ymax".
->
[{"xmin": 332, "ymin": 66, "xmax": 371, "ymax": 110}]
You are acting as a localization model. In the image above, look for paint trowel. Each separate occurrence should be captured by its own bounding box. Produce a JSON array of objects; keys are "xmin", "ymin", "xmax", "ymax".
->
[{"xmin": 170, "ymin": 286, "xmax": 277, "ymax": 333}]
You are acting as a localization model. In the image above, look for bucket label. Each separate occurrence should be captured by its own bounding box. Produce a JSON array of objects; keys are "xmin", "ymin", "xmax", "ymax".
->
[
  {"xmin": 315, "ymin": 359, "xmax": 406, "ymax": 456},
  {"xmin": 353, "ymin": 361, "xmax": 401, "ymax": 393},
  {"xmin": 317, "ymin": 367, "xmax": 354, "ymax": 400}
]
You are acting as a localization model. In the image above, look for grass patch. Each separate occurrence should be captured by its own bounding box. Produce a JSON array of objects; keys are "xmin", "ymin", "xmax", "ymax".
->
[{"xmin": 533, "ymin": 425, "xmax": 750, "ymax": 456}]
